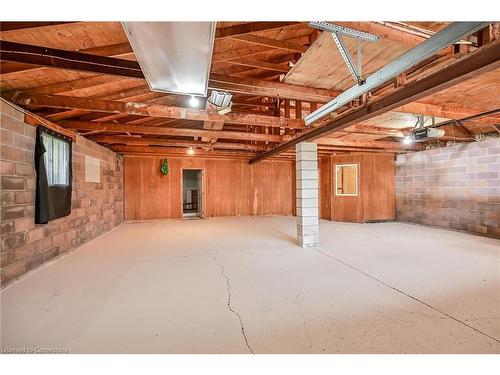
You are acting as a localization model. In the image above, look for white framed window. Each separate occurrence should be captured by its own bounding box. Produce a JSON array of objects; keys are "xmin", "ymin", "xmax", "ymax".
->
[
  {"xmin": 335, "ymin": 163, "xmax": 359, "ymax": 196},
  {"xmin": 41, "ymin": 132, "xmax": 70, "ymax": 186}
]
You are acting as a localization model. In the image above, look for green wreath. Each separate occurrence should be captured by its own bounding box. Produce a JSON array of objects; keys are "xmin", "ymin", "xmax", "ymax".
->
[{"xmin": 160, "ymin": 158, "xmax": 169, "ymax": 176}]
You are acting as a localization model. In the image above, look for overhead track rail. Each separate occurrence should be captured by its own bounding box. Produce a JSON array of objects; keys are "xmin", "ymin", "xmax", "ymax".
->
[
  {"xmin": 304, "ymin": 22, "xmax": 491, "ymax": 126},
  {"xmin": 249, "ymin": 36, "xmax": 500, "ymax": 164}
]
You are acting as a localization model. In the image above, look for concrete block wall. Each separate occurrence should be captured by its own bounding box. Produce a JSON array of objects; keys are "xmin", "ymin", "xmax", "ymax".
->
[
  {"xmin": 0, "ymin": 101, "xmax": 124, "ymax": 286},
  {"xmin": 296, "ymin": 142, "xmax": 319, "ymax": 247},
  {"xmin": 396, "ymin": 137, "xmax": 500, "ymax": 237}
]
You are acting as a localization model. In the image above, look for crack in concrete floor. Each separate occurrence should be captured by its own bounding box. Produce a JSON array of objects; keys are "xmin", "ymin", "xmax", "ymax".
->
[
  {"xmin": 213, "ymin": 253, "xmax": 254, "ymax": 354},
  {"xmin": 295, "ymin": 280, "xmax": 313, "ymax": 351},
  {"xmin": 3, "ymin": 218, "xmax": 498, "ymax": 353},
  {"xmin": 312, "ymin": 247, "xmax": 500, "ymax": 345}
]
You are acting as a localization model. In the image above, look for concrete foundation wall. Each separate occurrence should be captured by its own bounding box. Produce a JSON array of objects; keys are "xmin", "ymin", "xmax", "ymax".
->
[
  {"xmin": 1, "ymin": 102, "xmax": 124, "ymax": 286},
  {"xmin": 395, "ymin": 137, "xmax": 500, "ymax": 237}
]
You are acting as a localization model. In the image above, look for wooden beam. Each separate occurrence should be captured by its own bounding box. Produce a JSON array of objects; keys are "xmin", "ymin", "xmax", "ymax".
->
[
  {"xmin": 315, "ymin": 138, "xmax": 420, "ymax": 150},
  {"xmin": 1, "ymin": 42, "xmax": 133, "ymax": 77},
  {"xmin": 202, "ymin": 101, "xmax": 224, "ymax": 143},
  {"xmin": 0, "ymin": 41, "xmax": 144, "ymax": 78},
  {"xmin": 212, "ymin": 35, "xmax": 310, "ymax": 64},
  {"xmin": 26, "ymin": 75, "xmax": 133, "ymax": 95},
  {"xmin": 111, "ymin": 145, "xmax": 257, "ymax": 159},
  {"xmin": 336, "ymin": 22, "xmax": 452, "ymax": 55},
  {"xmin": 215, "ymin": 22, "xmax": 301, "ymax": 39},
  {"xmin": 42, "ymin": 84, "xmax": 162, "ymax": 121},
  {"xmin": 249, "ymin": 39, "xmax": 500, "ymax": 163},
  {"xmin": 58, "ymin": 120, "xmax": 282, "ymax": 143},
  {"xmin": 232, "ymin": 34, "xmax": 308, "ymax": 53},
  {"xmin": 5, "ymin": 93, "xmax": 305, "ymax": 129},
  {"xmin": 110, "ymin": 144, "xmax": 404, "ymax": 158},
  {"xmin": 0, "ymin": 98, "xmax": 76, "ymax": 139},
  {"xmin": 395, "ymin": 102, "xmax": 500, "ymax": 125},
  {"xmin": 344, "ymin": 124, "xmax": 407, "ymax": 137},
  {"xmin": 336, "ymin": 22, "xmax": 427, "ymax": 47},
  {"xmin": 209, "ymin": 74, "xmax": 339, "ymax": 103},
  {"xmin": 0, "ymin": 22, "xmax": 76, "ymax": 32},
  {"xmin": 212, "ymin": 45, "xmax": 273, "ymax": 63},
  {"xmin": 1, "ymin": 41, "xmax": 338, "ymax": 103},
  {"xmin": 227, "ymin": 59, "xmax": 290, "ymax": 73},
  {"xmin": 89, "ymin": 135, "xmax": 266, "ymax": 151},
  {"xmin": 76, "ymin": 42, "xmax": 132, "ymax": 56}
]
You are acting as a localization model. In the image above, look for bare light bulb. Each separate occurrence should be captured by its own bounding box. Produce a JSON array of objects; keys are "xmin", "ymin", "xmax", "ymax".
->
[
  {"xmin": 187, "ymin": 147, "xmax": 194, "ymax": 155},
  {"xmin": 402, "ymin": 136, "xmax": 413, "ymax": 145},
  {"xmin": 189, "ymin": 95, "xmax": 199, "ymax": 107}
]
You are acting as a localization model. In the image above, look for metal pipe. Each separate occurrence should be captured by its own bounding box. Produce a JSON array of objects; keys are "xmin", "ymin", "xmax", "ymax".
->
[{"xmin": 426, "ymin": 108, "xmax": 500, "ymax": 128}]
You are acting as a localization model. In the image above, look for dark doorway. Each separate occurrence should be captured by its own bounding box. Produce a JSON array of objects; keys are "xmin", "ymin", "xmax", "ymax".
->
[{"xmin": 182, "ymin": 169, "xmax": 202, "ymax": 218}]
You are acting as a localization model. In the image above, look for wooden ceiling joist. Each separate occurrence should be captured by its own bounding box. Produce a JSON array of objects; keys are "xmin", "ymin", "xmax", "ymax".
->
[
  {"xmin": 396, "ymin": 102, "xmax": 500, "ymax": 125},
  {"xmin": 90, "ymin": 135, "xmax": 267, "ymax": 151},
  {"xmin": 344, "ymin": 124, "xmax": 407, "ymax": 137},
  {"xmin": 215, "ymin": 22, "xmax": 302, "ymax": 39},
  {"xmin": 208, "ymin": 74, "xmax": 339, "ymax": 103},
  {"xmin": 212, "ymin": 45, "xmax": 274, "ymax": 63},
  {"xmin": 227, "ymin": 59, "xmax": 291, "ymax": 73},
  {"xmin": 26, "ymin": 75, "xmax": 133, "ymax": 95},
  {"xmin": 57, "ymin": 120, "xmax": 283, "ymax": 143},
  {"xmin": 0, "ymin": 22, "xmax": 77, "ymax": 32},
  {"xmin": 249, "ymin": 38, "xmax": 500, "ymax": 163},
  {"xmin": 1, "ymin": 41, "xmax": 338, "ymax": 103},
  {"xmin": 316, "ymin": 138, "xmax": 420, "ymax": 151},
  {"xmin": 0, "ymin": 42, "xmax": 134, "ymax": 77},
  {"xmin": 0, "ymin": 41, "xmax": 144, "ymax": 78},
  {"xmin": 336, "ymin": 22, "xmax": 428, "ymax": 47},
  {"xmin": 4, "ymin": 92, "xmax": 305, "ymax": 129},
  {"xmin": 2, "ymin": 21, "xmax": 498, "ymax": 158},
  {"xmin": 335, "ymin": 22, "xmax": 452, "ymax": 55},
  {"xmin": 111, "ymin": 145, "xmax": 258, "ymax": 159},
  {"xmin": 231, "ymin": 34, "xmax": 308, "ymax": 53}
]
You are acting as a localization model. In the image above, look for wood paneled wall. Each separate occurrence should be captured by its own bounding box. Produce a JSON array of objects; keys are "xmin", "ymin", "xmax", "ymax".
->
[
  {"xmin": 124, "ymin": 156, "xmax": 295, "ymax": 221},
  {"xmin": 319, "ymin": 153, "xmax": 395, "ymax": 223}
]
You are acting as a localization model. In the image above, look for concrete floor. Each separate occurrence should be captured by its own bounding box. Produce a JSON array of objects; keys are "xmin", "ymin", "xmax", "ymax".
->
[{"xmin": 1, "ymin": 217, "xmax": 499, "ymax": 354}]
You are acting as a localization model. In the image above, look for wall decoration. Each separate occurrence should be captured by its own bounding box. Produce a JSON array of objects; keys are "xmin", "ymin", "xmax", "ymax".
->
[{"xmin": 160, "ymin": 158, "xmax": 169, "ymax": 176}]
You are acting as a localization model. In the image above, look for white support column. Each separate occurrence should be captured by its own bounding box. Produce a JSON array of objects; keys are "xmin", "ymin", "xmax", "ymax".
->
[{"xmin": 296, "ymin": 142, "xmax": 319, "ymax": 248}]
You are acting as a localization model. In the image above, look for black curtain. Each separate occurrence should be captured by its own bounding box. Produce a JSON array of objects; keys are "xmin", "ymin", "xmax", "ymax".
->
[{"xmin": 34, "ymin": 126, "xmax": 73, "ymax": 224}]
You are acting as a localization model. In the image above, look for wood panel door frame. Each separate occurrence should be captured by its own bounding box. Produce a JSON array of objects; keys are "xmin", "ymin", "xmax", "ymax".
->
[
  {"xmin": 181, "ymin": 168, "xmax": 205, "ymax": 219},
  {"xmin": 331, "ymin": 159, "xmax": 363, "ymax": 223},
  {"xmin": 333, "ymin": 162, "xmax": 361, "ymax": 197}
]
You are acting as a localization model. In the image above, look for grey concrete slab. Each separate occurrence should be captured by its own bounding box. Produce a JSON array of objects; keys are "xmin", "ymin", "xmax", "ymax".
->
[{"xmin": 1, "ymin": 217, "xmax": 499, "ymax": 353}]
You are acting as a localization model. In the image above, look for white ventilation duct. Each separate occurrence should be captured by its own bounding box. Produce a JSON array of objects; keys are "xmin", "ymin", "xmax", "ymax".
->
[{"xmin": 122, "ymin": 22, "xmax": 216, "ymax": 97}]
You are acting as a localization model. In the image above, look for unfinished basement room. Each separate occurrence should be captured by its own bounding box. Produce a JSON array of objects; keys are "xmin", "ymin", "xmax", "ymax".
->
[{"xmin": 1, "ymin": 8, "xmax": 500, "ymax": 367}]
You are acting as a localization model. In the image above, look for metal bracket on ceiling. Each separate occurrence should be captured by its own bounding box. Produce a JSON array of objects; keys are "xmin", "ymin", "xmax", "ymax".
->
[
  {"xmin": 309, "ymin": 21, "xmax": 379, "ymax": 86},
  {"xmin": 309, "ymin": 21, "xmax": 379, "ymax": 42},
  {"xmin": 415, "ymin": 114, "xmax": 426, "ymax": 129},
  {"xmin": 332, "ymin": 32, "xmax": 365, "ymax": 85}
]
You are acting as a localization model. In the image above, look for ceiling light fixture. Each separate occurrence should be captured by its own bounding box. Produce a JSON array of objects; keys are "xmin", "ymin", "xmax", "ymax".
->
[
  {"xmin": 402, "ymin": 136, "xmax": 414, "ymax": 145},
  {"xmin": 189, "ymin": 95, "xmax": 200, "ymax": 107},
  {"xmin": 122, "ymin": 22, "xmax": 216, "ymax": 96},
  {"xmin": 208, "ymin": 91, "xmax": 233, "ymax": 115},
  {"xmin": 187, "ymin": 147, "xmax": 195, "ymax": 155}
]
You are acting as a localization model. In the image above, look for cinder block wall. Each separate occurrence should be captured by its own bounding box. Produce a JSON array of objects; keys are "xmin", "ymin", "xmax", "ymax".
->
[
  {"xmin": 395, "ymin": 137, "xmax": 500, "ymax": 237},
  {"xmin": 1, "ymin": 102, "xmax": 124, "ymax": 286}
]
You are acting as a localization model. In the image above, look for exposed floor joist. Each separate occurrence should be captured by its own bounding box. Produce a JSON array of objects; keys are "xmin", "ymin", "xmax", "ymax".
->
[
  {"xmin": 4, "ymin": 92, "xmax": 305, "ymax": 129},
  {"xmin": 56, "ymin": 120, "xmax": 284, "ymax": 143},
  {"xmin": 215, "ymin": 22, "xmax": 302, "ymax": 39},
  {"xmin": 250, "ymin": 39, "xmax": 500, "ymax": 163}
]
